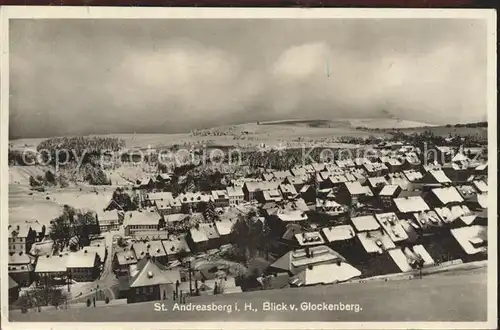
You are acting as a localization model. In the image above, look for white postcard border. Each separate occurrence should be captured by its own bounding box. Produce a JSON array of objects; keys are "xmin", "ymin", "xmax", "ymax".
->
[{"xmin": 0, "ymin": 6, "xmax": 497, "ymax": 330}]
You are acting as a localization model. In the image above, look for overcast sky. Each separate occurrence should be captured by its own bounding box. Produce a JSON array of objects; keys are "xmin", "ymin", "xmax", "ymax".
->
[{"xmin": 9, "ymin": 18, "xmax": 487, "ymax": 139}]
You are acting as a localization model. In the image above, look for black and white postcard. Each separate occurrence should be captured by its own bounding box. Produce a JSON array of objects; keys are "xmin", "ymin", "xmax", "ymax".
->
[{"xmin": 0, "ymin": 6, "xmax": 497, "ymax": 329}]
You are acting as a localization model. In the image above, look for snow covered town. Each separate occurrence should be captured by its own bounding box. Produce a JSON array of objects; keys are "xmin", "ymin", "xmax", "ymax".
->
[{"xmin": 7, "ymin": 141, "xmax": 489, "ymax": 312}]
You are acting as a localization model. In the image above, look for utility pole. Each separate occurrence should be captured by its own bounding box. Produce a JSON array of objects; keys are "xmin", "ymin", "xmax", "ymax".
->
[
  {"xmin": 67, "ymin": 270, "xmax": 71, "ymax": 293},
  {"xmin": 188, "ymin": 261, "xmax": 192, "ymax": 296}
]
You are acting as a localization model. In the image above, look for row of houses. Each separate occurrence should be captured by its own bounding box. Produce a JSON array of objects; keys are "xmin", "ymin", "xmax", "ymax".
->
[
  {"xmin": 258, "ymin": 211, "xmax": 486, "ymax": 288},
  {"xmin": 8, "ymin": 221, "xmax": 43, "ymax": 255},
  {"xmin": 8, "ymin": 239, "xmax": 107, "ymax": 287},
  {"xmin": 113, "ymin": 236, "xmax": 190, "ymax": 274},
  {"xmin": 119, "ymin": 253, "xmax": 242, "ymax": 304},
  {"xmin": 113, "ymin": 216, "xmax": 240, "ymax": 275},
  {"xmin": 108, "ymin": 145, "xmax": 487, "ymax": 229},
  {"xmin": 113, "ymin": 187, "xmax": 487, "ymax": 288},
  {"xmin": 112, "ymin": 144, "xmax": 488, "ymax": 250},
  {"xmin": 98, "ymin": 142, "xmax": 488, "ymax": 300},
  {"xmin": 141, "ymin": 189, "xmax": 244, "ymax": 214}
]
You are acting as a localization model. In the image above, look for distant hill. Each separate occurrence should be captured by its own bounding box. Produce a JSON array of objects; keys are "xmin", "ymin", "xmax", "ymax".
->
[
  {"xmin": 258, "ymin": 118, "xmax": 435, "ymax": 129},
  {"xmin": 10, "ymin": 118, "xmax": 485, "ymax": 151},
  {"xmin": 348, "ymin": 118, "xmax": 436, "ymax": 129},
  {"xmin": 258, "ymin": 119, "xmax": 336, "ymax": 128}
]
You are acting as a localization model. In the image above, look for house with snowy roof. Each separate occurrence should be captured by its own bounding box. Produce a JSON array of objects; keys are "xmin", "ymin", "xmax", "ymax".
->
[
  {"xmin": 155, "ymin": 173, "xmax": 172, "ymax": 189},
  {"xmin": 410, "ymin": 210, "xmax": 445, "ymax": 235},
  {"xmin": 421, "ymin": 169, "xmax": 452, "ymax": 187},
  {"xmin": 226, "ymin": 186, "xmax": 244, "ymax": 207},
  {"xmin": 262, "ymin": 172, "xmax": 275, "ymax": 182},
  {"xmin": 243, "ymin": 181, "xmax": 279, "ymax": 202},
  {"xmin": 8, "ymin": 276, "xmax": 19, "ymax": 304},
  {"xmin": 279, "ymin": 184, "xmax": 298, "ymax": 200},
  {"xmin": 362, "ymin": 162, "xmax": 386, "ymax": 177},
  {"xmin": 267, "ymin": 245, "xmax": 346, "ymax": 277},
  {"xmin": 401, "ymin": 152, "xmax": 421, "ymax": 170},
  {"xmin": 113, "ymin": 248, "xmax": 138, "ymax": 275},
  {"xmin": 379, "ymin": 156, "xmax": 403, "ymax": 173},
  {"xmin": 434, "ymin": 205, "xmax": 474, "ymax": 227},
  {"xmin": 8, "ymin": 252, "xmax": 35, "ymax": 287},
  {"xmin": 472, "ymin": 180, "xmax": 488, "ymax": 194},
  {"xmin": 66, "ymin": 249, "xmax": 101, "ymax": 282},
  {"xmin": 350, "ymin": 230, "xmax": 412, "ymax": 277},
  {"xmin": 384, "ymin": 245, "xmax": 435, "ymax": 274},
  {"xmin": 211, "ymin": 190, "xmax": 230, "ymax": 208},
  {"xmin": 335, "ymin": 159, "xmax": 355, "ymax": 169},
  {"xmin": 392, "ymin": 196, "xmax": 430, "ymax": 218},
  {"xmin": 132, "ymin": 240, "xmax": 167, "ymax": 265},
  {"xmin": 177, "ymin": 192, "xmax": 214, "ymax": 212},
  {"xmin": 35, "ymin": 253, "xmax": 70, "ymax": 280},
  {"xmin": 289, "ymin": 262, "xmax": 361, "ymax": 287},
  {"xmin": 385, "ymin": 172, "xmax": 411, "ymax": 190},
  {"xmin": 456, "ymin": 184, "xmax": 479, "ymax": 200},
  {"xmin": 293, "ymin": 231, "xmax": 325, "ymax": 248},
  {"xmin": 430, "ymin": 146, "xmax": 455, "ymax": 165},
  {"xmin": 97, "ymin": 210, "xmax": 122, "ymax": 232},
  {"xmin": 367, "ymin": 176, "xmax": 389, "ymax": 194},
  {"xmin": 127, "ymin": 256, "xmax": 181, "ymax": 304},
  {"xmin": 214, "ymin": 218, "xmax": 236, "ymax": 245},
  {"xmin": 321, "ymin": 225, "xmax": 357, "ymax": 254},
  {"xmin": 374, "ymin": 212, "xmax": 409, "ymax": 244},
  {"xmin": 8, "ymin": 224, "xmax": 37, "ymax": 255},
  {"xmin": 403, "ymin": 169, "xmax": 424, "ymax": 183},
  {"xmin": 465, "ymin": 193, "xmax": 488, "ymax": 212},
  {"xmin": 425, "ymin": 187, "xmax": 464, "ymax": 208},
  {"xmin": 123, "ymin": 210, "xmax": 163, "ymax": 236},
  {"xmin": 378, "ymin": 184, "xmax": 402, "ymax": 209},
  {"xmin": 283, "ymin": 175, "xmax": 308, "ymax": 192},
  {"xmin": 336, "ymin": 181, "xmax": 373, "ymax": 206},
  {"xmin": 315, "ymin": 199, "xmax": 348, "ymax": 217},
  {"xmin": 161, "ymin": 235, "xmax": 191, "ymax": 261},
  {"xmin": 290, "ymin": 165, "xmax": 308, "ymax": 177},
  {"xmin": 449, "ymin": 225, "xmax": 487, "ymax": 262},
  {"xmin": 188, "ymin": 223, "xmax": 222, "ymax": 252}
]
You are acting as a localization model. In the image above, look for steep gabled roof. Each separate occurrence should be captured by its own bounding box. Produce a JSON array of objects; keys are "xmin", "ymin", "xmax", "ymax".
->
[
  {"xmin": 9, "ymin": 276, "xmax": 19, "ymax": 290},
  {"xmin": 270, "ymin": 245, "xmax": 345, "ymax": 275},
  {"xmin": 129, "ymin": 258, "xmax": 179, "ymax": 288}
]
